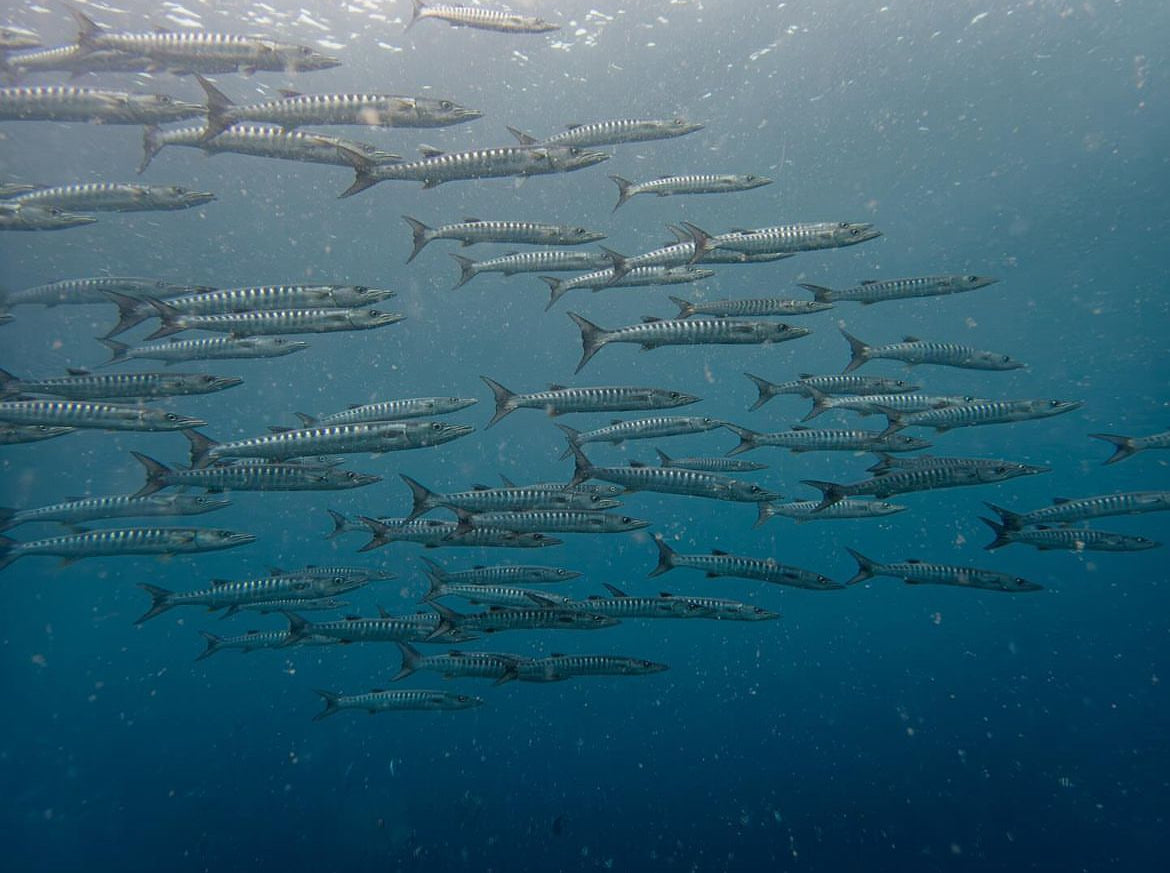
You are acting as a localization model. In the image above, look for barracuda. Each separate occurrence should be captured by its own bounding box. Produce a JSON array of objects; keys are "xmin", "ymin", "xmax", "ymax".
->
[
  {"xmin": 0, "ymin": 493, "xmax": 229, "ymax": 532},
  {"xmin": 131, "ymin": 452, "xmax": 380, "ymax": 497},
  {"xmin": 313, "ymin": 688, "xmax": 483, "ymax": 720},
  {"xmin": 422, "ymin": 574, "xmax": 573, "ymax": 608},
  {"xmin": 610, "ymin": 173, "xmax": 770, "ymax": 211},
  {"xmin": 649, "ymin": 534, "xmax": 840, "ymax": 590},
  {"xmin": 418, "ymin": 557, "xmax": 581, "ymax": 587},
  {"xmin": 984, "ymin": 491, "xmax": 1170, "ymax": 530},
  {"xmin": 450, "ymin": 508, "xmax": 649, "ymax": 537},
  {"xmin": 1, "ymin": 44, "xmax": 152, "ymax": 78},
  {"xmin": 841, "ymin": 330, "xmax": 1025, "ymax": 373},
  {"xmin": 0, "ymin": 85, "xmax": 203, "ymax": 123},
  {"xmin": 143, "ymin": 302, "xmax": 405, "ymax": 340},
  {"xmin": 392, "ymin": 643, "xmax": 526, "ymax": 683},
  {"xmin": 1090, "ymin": 429, "xmax": 1170, "ymax": 465},
  {"xmin": 801, "ymin": 273, "xmax": 997, "ymax": 305},
  {"xmin": 558, "ymin": 415, "xmax": 725, "ymax": 456},
  {"xmin": 0, "ymin": 527, "xmax": 254, "ymax": 571},
  {"xmin": 136, "ymin": 571, "xmax": 369, "ymax": 624},
  {"xmin": 543, "ymin": 266, "xmax": 714, "ymax": 310},
  {"xmin": 867, "ymin": 453, "xmax": 1046, "ymax": 476},
  {"xmin": 560, "ymin": 592, "xmax": 717, "ymax": 619},
  {"xmin": 979, "ymin": 519, "xmax": 1160, "ymax": 552},
  {"xmin": 12, "ymin": 183, "xmax": 214, "ymax": 213},
  {"xmin": 195, "ymin": 629, "xmax": 337, "ymax": 661},
  {"xmin": 104, "ymin": 285, "xmax": 395, "ymax": 337},
  {"xmin": 0, "ymin": 424, "xmax": 76, "ymax": 445},
  {"xmin": 481, "ymin": 378, "xmax": 700, "ymax": 428},
  {"xmin": 335, "ymin": 143, "xmax": 609, "ymax": 198},
  {"xmin": 404, "ymin": 216, "xmax": 604, "ymax": 263},
  {"xmin": 509, "ymin": 117, "xmax": 703, "ymax": 148},
  {"xmin": 801, "ymin": 389, "xmax": 983, "ymax": 422},
  {"xmin": 450, "ymin": 249, "xmax": 617, "ymax": 289},
  {"xmin": 0, "ymin": 399, "xmax": 204, "ymax": 431},
  {"xmin": 570, "ymin": 312, "xmax": 810, "ymax": 373},
  {"xmin": 100, "ymin": 336, "xmax": 308, "ymax": 367},
  {"xmin": 139, "ymin": 123, "xmax": 403, "ymax": 174},
  {"xmin": 185, "ymin": 420, "xmax": 472, "ymax": 465},
  {"xmin": 284, "ymin": 611, "xmax": 472, "ymax": 646},
  {"xmin": 401, "ymin": 474, "xmax": 619, "ymax": 522},
  {"xmin": 845, "ymin": 549, "xmax": 1042, "ymax": 592},
  {"xmin": 743, "ymin": 372, "xmax": 920, "ymax": 411},
  {"xmin": 625, "ymin": 587, "xmax": 779, "ymax": 621},
  {"xmin": 301, "ymin": 396, "xmax": 477, "ymax": 427},
  {"xmin": 427, "ymin": 602, "xmax": 620, "ymax": 639},
  {"xmin": 723, "ymin": 424, "xmax": 930, "ymax": 456},
  {"xmin": 881, "ymin": 399, "xmax": 1083, "ymax": 434},
  {"xmin": 408, "ymin": 0, "xmax": 560, "ymax": 33},
  {"xmin": 514, "ymin": 654, "xmax": 670, "ymax": 682},
  {"xmin": 754, "ymin": 499, "xmax": 907, "ymax": 526},
  {"xmin": 3, "ymin": 276, "xmax": 216, "ymax": 308},
  {"xmin": 802, "ymin": 461, "xmax": 1049, "ymax": 511},
  {"xmin": 567, "ymin": 444, "xmax": 781, "ymax": 503},
  {"xmin": 670, "ymin": 295, "xmax": 832, "ymax": 319},
  {"xmin": 710, "ymin": 221, "xmax": 882, "ymax": 255},
  {"xmin": 654, "ymin": 449, "xmax": 767, "ymax": 473},
  {"xmin": 197, "ymin": 74, "xmax": 481, "ymax": 140},
  {"xmin": 0, "ymin": 203, "xmax": 95, "ymax": 230},
  {"xmin": 348, "ymin": 514, "xmax": 561, "ymax": 551},
  {"xmin": 0, "ymin": 367, "xmax": 241, "ymax": 400}
]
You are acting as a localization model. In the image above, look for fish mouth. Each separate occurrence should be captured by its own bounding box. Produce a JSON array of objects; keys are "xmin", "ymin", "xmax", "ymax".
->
[
  {"xmin": 224, "ymin": 532, "xmax": 258, "ymax": 545},
  {"xmin": 372, "ymin": 313, "xmax": 407, "ymax": 326},
  {"xmin": 211, "ymin": 376, "xmax": 244, "ymax": 390},
  {"xmin": 171, "ymin": 101, "xmax": 208, "ymax": 115},
  {"xmin": 172, "ymin": 415, "xmax": 208, "ymax": 427},
  {"xmin": 593, "ymin": 498, "xmax": 622, "ymax": 510},
  {"xmin": 454, "ymin": 108, "xmax": 484, "ymax": 120},
  {"xmin": 571, "ymin": 150, "xmax": 611, "ymax": 168},
  {"xmin": 624, "ymin": 518, "xmax": 652, "ymax": 530},
  {"xmin": 440, "ymin": 424, "xmax": 475, "ymax": 439},
  {"xmin": 183, "ymin": 192, "xmax": 217, "ymax": 205},
  {"xmin": 351, "ymin": 474, "xmax": 383, "ymax": 486}
]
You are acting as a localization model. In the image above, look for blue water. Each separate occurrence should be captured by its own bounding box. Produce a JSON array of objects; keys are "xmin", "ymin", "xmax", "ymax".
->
[{"xmin": 2, "ymin": 1, "xmax": 1168, "ymax": 870}]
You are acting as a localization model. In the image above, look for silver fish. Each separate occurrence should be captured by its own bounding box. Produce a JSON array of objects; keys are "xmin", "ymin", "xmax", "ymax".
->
[
  {"xmin": 12, "ymin": 183, "xmax": 214, "ymax": 213},
  {"xmin": 710, "ymin": 221, "xmax": 882, "ymax": 255},
  {"xmin": 407, "ymin": 0, "xmax": 559, "ymax": 34},
  {"xmin": 3, "ymin": 276, "xmax": 216, "ymax": 307},
  {"xmin": 404, "ymin": 215, "xmax": 604, "ymax": 263},
  {"xmin": 724, "ymin": 424, "xmax": 930, "ymax": 455},
  {"xmin": 450, "ymin": 249, "xmax": 617, "ymax": 289},
  {"xmin": 195, "ymin": 629, "xmax": 337, "ymax": 661},
  {"xmin": 401, "ymin": 474, "xmax": 619, "ymax": 521},
  {"xmin": 802, "ymin": 461, "xmax": 1049, "ymax": 511},
  {"xmin": 984, "ymin": 492, "xmax": 1170, "ymax": 530},
  {"xmin": 557, "ymin": 416, "xmax": 724, "ymax": 456},
  {"xmin": 144, "ymin": 302, "xmax": 404, "ymax": 339},
  {"xmin": 100, "ymin": 336, "xmax": 308, "ymax": 367},
  {"xmin": 743, "ymin": 372, "xmax": 920, "ymax": 411},
  {"xmin": 0, "ymin": 493, "xmax": 229, "ymax": 531},
  {"xmin": 754, "ymin": 499, "xmax": 907, "ymax": 526},
  {"xmin": 800, "ymin": 274, "xmax": 998, "ymax": 305},
  {"xmin": 979, "ymin": 519, "xmax": 1160, "ymax": 552},
  {"xmin": 845, "ymin": 549, "xmax": 1042, "ymax": 592},
  {"xmin": 509, "ymin": 117, "xmax": 703, "ymax": 148},
  {"xmin": 302, "ymin": 396, "xmax": 477, "ymax": 427},
  {"xmin": 313, "ymin": 688, "xmax": 483, "ymax": 720},
  {"xmin": 0, "ymin": 399, "xmax": 204, "ymax": 431},
  {"xmin": 137, "ymin": 572, "xmax": 368, "ymax": 623},
  {"xmin": 1, "ymin": 44, "xmax": 151, "ymax": 78},
  {"xmin": 841, "ymin": 330, "xmax": 1025, "ymax": 372},
  {"xmin": 543, "ymin": 266, "xmax": 714, "ymax": 311},
  {"xmin": 131, "ymin": 453, "xmax": 381, "ymax": 497},
  {"xmin": 0, "ymin": 367, "xmax": 241, "ymax": 401},
  {"xmin": 481, "ymin": 378, "xmax": 700, "ymax": 428},
  {"xmin": 670, "ymin": 295, "xmax": 832, "ymax": 319},
  {"xmin": 649, "ymin": 535, "xmax": 840, "ymax": 590},
  {"xmin": 1090, "ymin": 429, "xmax": 1170, "ymax": 465},
  {"xmin": 0, "ymin": 527, "xmax": 254, "ymax": 571},
  {"xmin": 610, "ymin": 173, "xmax": 770, "ymax": 211},
  {"xmin": 392, "ymin": 642, "xmax": 526, "ymax": 683},
  {"xmin": 450, "ymin": 508, "xmax": 648, "ymax": 537},
  {"xmin": 653, "ymin": 449, "xmax": 767, "ymax": 474},
  {"xmin": 418, "ymin": 557, "xmax": 581, "ymax": 586},
  {"xmin": 882, "ymin": 399, "xmax": 1083, "ymax": 433},
  {"xmin": 514, "ymin": 654, "xmax": 669, "ymax": 682},
  {"xmin": 0, "ymin": 203, "xmax": 95, "ymax": 231},
  {"xmin": 0, "ymin": 85, "xmax": 202, "ymax": 123},
  {"xmin": 0, "ymin": 423, "xmax": 76, "ymax": 445}
]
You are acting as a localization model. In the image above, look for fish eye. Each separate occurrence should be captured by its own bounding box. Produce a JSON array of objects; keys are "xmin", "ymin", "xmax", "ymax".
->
[
  {"xmin": 440, "ymin": 100, "xmax": 453, "ymax": 110},
  {"xmin": 849, "ymin": 227, "xmax": 860, "ymax": 235},
  {"xmin": 838, "ymin": 222, "xmax": 849, "ymax": 228},
  {"xmin": 967, "ymin": 275, "xmax": 979, "ymax": 282},
  {"xmin": 165, "ymin": 413, "xmax": 179, "ymax": 421},
  {"xmin": 203, "ymin": 375, "xmax": 217, "ymax": 383},
  {"xmin": 669, "ymin": 391, "xmax": 680, "ymax": 399},
  {"xmin": 1000, "ymin": 355, "xmax": 1010, "ymax": 362},
  {"xmin": 430, "ymin": 422, "xmax": 442, "ymax": 430},
  {"xmin": 159, "ymin": 95, "xmax": 172, "ymax": 104},
  {"xmin": 367, "ymin": 310, "xmax": 379, "ymax": 317},
  {"xmin": 558, "ymin": 569, "xmax": 571, "ymax": 576},
  {"xmin": 750, "ymin": 485, "xmax": 762, "ymax": 493},
  {"xmin": 346, "ymin": 471, "xmax": 358, "ymax": 479},
  {"xmin": 621, "ymin": 516, "xmax": 633, "ymax": 523}
]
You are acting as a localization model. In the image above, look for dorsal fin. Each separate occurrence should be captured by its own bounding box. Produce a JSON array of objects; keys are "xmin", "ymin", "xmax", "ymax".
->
[
  {"xmin": 565, "ymin": 122, "xmax": 581, "ymax": 130},
  {"xmin": 902, "ymin": 335, "xmax": 920, "ymax": 343},
  {"xmin": 790, "ymin": 425, "xmax": 809, "ymax": 431},
  {"xmin": 471, "ymin": 484, "xmax": 491, "ymax": 491},
  {"xmin": 278, "ymin": 89, "xmax": 302, "ymax": 99},
  {"xmin": 462, "ymin": 216, "xmax": 482, "ymax": 223},
  {"xmin": 1052, "ymin": 497, "xmax": 1072, "ymax": 505},
  {"xmin": 499, "ymin": 474, "xmax": 517, "ymax": 487},
  {"xmin": 641, "ymin": 316, "xmax": 662, "ymax": 323},
  {"xmin": 711, "ymin": 549, "xmax": 729, "ymax": 556},
  {"xmin": 859, "ymin": 279, "xmax": 879, "ymax": 285},
  {"xmin": 418, "ymin": 144, "xmax": 444, "ymax": 157},
  {"xmin": 66, "ymin": 367, "xmax": 91, "ymax": 376},
  {"xmin": 628, "ymin": 461, "xmax": 647, "ymax": 468},
  {"xmin": 602, "ymin": 582, "xmax": 628, "ymax": 597},
  {"xmin": 210, "ymin": 579, "xmax": 231, "ymax": 587},
  {"xmin": 548, "ymin": 383, "xmax": 567, "ymax": 391}
]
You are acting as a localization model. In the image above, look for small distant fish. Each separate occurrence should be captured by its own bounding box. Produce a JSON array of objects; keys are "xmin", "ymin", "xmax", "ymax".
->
[
  {"xmin": 482, "ymin": 377, "xmax": 700, "ymax": 428},
  {"xmin": 724, "ymin": 424, "xmax": 930, "ymax": 455},
  {"xmin": 99, "ymin": 336, "xmax": 309, "ymax": 367},
  {"xmin": 669, "ymin": 296, "xmax": 832, "ymax": 319},
  {"xmin": 609, "ymin": 173, "xmax": 770, "ymax": 211},
  {"xmin": 508, "ymin": 117, "xmax": 703, "ymax": 149},
  {"xmin": 12, "ymin": 183, "xmax": 214, "ymax": 213},
  {"xmin": 979, "ymin": 518, "xmax": 1160, "ymax": 552},
  {"xmin": 1090, "ymin": 429, "xmax": 1170, "ymax": 465},
  {"xmin": 840, "ymin": 329, "xmax": 1025, "ymax": 373},
  {"xmin": 845, "ymin": 549, "xmax": 1043, "ymax": 592},
  {"xmin": 800, "ymin": 274, "xmax": 998, "ymax": 305},
  {"xmin": 407, "ymin": 0, "xmax": 560, "ymax": 34},
  {"xmin": 0, "ymin": 527, "xmax": 254, "ymax": 572},
  {"xmin": 195, "ymin": 629, "xmax": 337, "ymax": 661},
  {"xmin": 653, "ymin": 448, "xmax": 767, "ymax": 474},
  {"xmin": 403, "ymin": 215, "xmax": 604, "ymax": 263},
  {"xmin": 649, "ymin": 535, "xmax": 840, "ymax": 590},
  {"xmin": 754, "ymin": 499, "xmax": 907, "ymax": 526},
  {"xmin": 314, "ymin": 688, "xmax": 483, "ymax": 721}
]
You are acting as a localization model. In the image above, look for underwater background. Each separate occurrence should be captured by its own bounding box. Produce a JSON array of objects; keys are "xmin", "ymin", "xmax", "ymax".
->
[{"xmin": 1, "ymin": 1, "xmax": 1168, "ymax": 870}]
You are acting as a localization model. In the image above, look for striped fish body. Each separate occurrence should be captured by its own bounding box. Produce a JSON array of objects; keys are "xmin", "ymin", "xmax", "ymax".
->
[
  {"xmin": 0, "ymin": 370, "xmax": 240, "ymax": 400},
  {"xmin": 1090, "ymin": 430, "xmax": 1170, "ymax": 465},
  {"xmin": 612, "ymin": 173, "xmax": 770, "ymax": 209},
  {"xmin": 13, "ymin": 183, "xmax": 213, "ymax": 212},
  {"xmin": 0, "ymin": 183, "xmax": 43, "ymax": 199},
  {"xmin": 801, "ymin": 274, "xmax": 997, "ymax": 305},
  {"xmin": 196, "ymin": 420, "xmax": 471, "ymax": 464},
  {"xmin": 339, "ymin": 144, "xmax": 608, "ymax": 196},
  {"xmin": 842, "ymin": 332, "xmax": 1024, "ymax": 372},
  {"xmin": 315, "ymin": 689, "xmax": 482, "ymax": 720},
  {"xmin": 139, "ymin": 460, "xmax": 379, "ymax": 494},
  {"xmin": 446, "ymin": 606, "xmax": 620, "ymax": 633},
  {"xmin": 147, "ymin": 306, "xmax": 404, "ymax": 339},
  {"xmin": 4, "ymin": 277, "xmax": 215, "ymax": 307},
  {"xmin": 451, "ymin": 249, "xmax": 615, "ymax": 288},
  {"xmin": 404, "ymin": 477, "xmax": 619, "ymax": 518},
  {"xmin": 655, "ymin": 450, "xmax": 766, "ymax": 473},
  {"xmin": 197, "ymin": 630, "xmax": 337, "ymax": 660},
  {"xmin": 167, "ymin": 575, "xmax": 361, "ymax": 611},
  {"xmin": 0, "ymin": 203, "xmax": 94, "ymax": 231},
  {"xmin": 516, "ymin": 654, "xmax": 669, "ymax": 681},
  {"xmin": 395, "ymin": 647, "xmax": 526, "ymax": 682},
  {"xmin": 0, "ymin": 424, "xmax": 76, "ymax": 444},
  {"xmin": 671, "ymin": 296, "xmax": 832, "ymax": 318},
  {"xmin": 409, "ymin": 1, "xmax": 560, "ymax": 33},
  {"xmin": 216, "ymin": 93, "xmax": 481, "ymax": 131},
  {"xmin": 0, "ymin": 526, "xmax": 253, "ymax": 569},
  {"xmin": 745, "ymin": 372, "xmax": 920, "ymax": 410},
  {"xmin": 268, "ymin": 565, "xmax": 395, "ymax": 583},
  {"xmin": 714, "ymin": 222, "xmax": 881, "ymax": 255},
  {"xmin": 101, "ymin": 336, "xmax": 307, "ymax": 366},
  {"xmin": 314, "ymin": 396, "xmax": 477, "ymax": 426},
  {"xmin": 846, "ymin": 550, "xmax": 1041, "ymax": 592},
  {"xmin": 803, "ymin": 462, "xmax": 1047, "ymax": 510},
  {"xmin": 889, "ymin": 400, "xmax": 1082, "ymax": 432},
  {"xmin": 544, "ymin": 267, "xmax": 713, "ymax": 309},
  {"xmin": 567, "ymin": 596, "xmax": 715, "ymax": 619},
  {"xmin": 571, "ymin": 451, "xmax": 779, "ymax": 502},
  {"xmin": 756, "ymin": 499, "xmax": 907, "ymax": 525},
  {"xmin": 409, "ymin": 217, "xmax": 604, "ymax": 254},
  {"xmin": 571, "ymin": 313, "xmax": 809, "ymax": 372},
  {"xmin": 238, "ymin": 597, "xmax": 349, "ymax": 614},
  {"xmin": 868, "ymin": 454, "xmax": 1045, "ymax": 476},
  {"xmin": 419, "ymin": 559, "xmax": 581, "ymax": 586},
  {"xmin": 981, "ymin": 520, "xmax": 1160, "ymax": 552},
  {"xmin": 453, "ymin": 509, "xmax": 648, "ymax": 535},
  {"xmin": 535, "ymin": 118, "xmax": 702, "ymax": 148},
  {"xmin": 0, "ymin": 86, "xmax": 202, "ymax": 123},
  {"xmin": 804, "ymin": 392, "xmax": 983, "ymax": 421},
  {"xmin": 655, "ymin": 548, "xmax": 840, "ymax": 590},
  {"xmin": 1, "ymin": 493, "xmax": 228, "ymax": 530},
  {"xmin": 355, "ymin": 516, "xmax": 559, "ymax": 550},
  {"xmin": 988, "ymin": 491, "xmax": 1170, "ymax": 529},
  {"xmin": 656, "ymin": 593, "xmax": 779, "ymax": 621},
  {"xmin": 564, "ymin": 415, "xmax": 724, "ymax": 448},
  {"xmin": 299, "ymin": 615, "xmax": 447, "ymax": 644},
  {"xmin": 0, "ymin": 399, "xmax": 204, "ymax": 430},
  {"xmin": 427, "ymin": 581, "xmax": 572, "ymax": 608},
  {"xmin": 725, "ymin": 425, "xmax": 930, "ymax": 455},
  {"xmin": 2, "ymin": 45, "xmax": 152, "ymax": 76}
]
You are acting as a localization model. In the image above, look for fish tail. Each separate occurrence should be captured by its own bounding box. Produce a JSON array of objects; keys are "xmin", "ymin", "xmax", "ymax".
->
[
  {"xmin": 798, "ymin": 283, "xmax": 834, "ymax": 304},
  {"xmin": 281, "ymin": 611, "xmax": 310, "ymax": 646},
  {"xmin": 609, "ymin": 175, "xmax": 634, "ymax": 211},
  {"xmin": 866, "ymin": 452, "xmax": 896, "ymax": 474},
  {"xmin": 419, "ymin": 563, "xmax": 446, "ymax": 602},
  {"xmin": 668, "ymin": 295, "xmax": 695, "ymax": 319},
  {"xmin": 0, "ymin": 507, "xmax": 16, "ymax": 532},
  {"xmin": 71, "ymin": 7, "xmax": 101, "ymax": 52},
  {"xmin": 0, "ymin": 367, "xmax": 19, "ymax": 399},
  {"xmin": 722, "ymin": 424, "xmax": 759, "ymax": 456},
  {"xmin": 983, "ymin": 501, "xmax": 1025, "ymax": 531},
  {"xmin": 405, "ymin": 0, "xmax": 426, "ymax": 31},
  {"xmin": 648, "ymin": 533, "xmax": 677, "ymax": 577},
  {"xmin": 194, "ymin": 74, "xmax": 235, "ymax": 141},
  {"xmin": 194, "ymin": 631, "xmax": 224, "ymax": 661},
  {"xmin": 480, "ymin": 376, "xmax": 516, "ymax": 428},
  {"xmin": 598, "ymin": 247, "xmax": 630, "ymax": 284},
  {"xmin": 139, "ymin": 126, "xmax": 162, "ymax": 175},
  {"xmin": 0, "ymin": 534, "xmax": 18, "ymax": 571},
  {"xmin": 844, "ymin": 548, "xmax": 878, "ymax": 585},
  {"xmin": 539, "ymin": 276, "xmax": 572, "ymax": 311},
  {"xmin": 1089, "ymin": 433, "xmax": 1140, "ymax": 465},
  {"xmin": 752, "ymin": 503, "xmax": 774, "ymax": 529},
  {"xmin": 839, "ymin": 328, "xmax": 870, "ymax": 373},
  {"xmin": 399, "ymin": 473, "xmax": 438, "ymax": 522},
  {"xmin": 565, "ymin": 441, "xmax": 593, "ymax": 489},
  {"xmin": 182, "ymin": 428, "xmax": 217, "ymax": 468},
  {"xmin": 142, "ymin": 297, "xmax": 184, "ymax": 340},
  {"xmin": 449, "ymin": 254, "xmax": 478, "ymax": 289},
  {"xmin": 424, "ymin": 601, "xmax": 461, "ymax": 641},
  {"xmin": 100, "ymin": 289, "xmax": 151, "ymax": 338},
  {"xmin": 654, "ymin": 449, "xmax": 673, "ymax": 467},
  {"xmin": 800, "ymin": 479, "xmax": 846, "ymax": 512},
  {"xmin": 135, "ymin": 582, "xmax": 175, "ymax": 624},
  {"xmin": 334, "ymin": 144, "xmax": 379, "ymax": 198},
  {"xmin": 555, "ymin": 423, "xmax": 581, "ymax": 461},
  {"xmin": 743, "ymin": 372, "xmax": 777, "ymax": 411},
  {"xmin": 130, "ymin": 451, "xmax": 170, "ymax": 498},
  {"xmin": 402, "ymin": 215, "xmax": 433, "ymax": 263},
  {"xmin": 97, "ymin": 338, "xmax": 129, "ymax": 367},
  {"xmin": 567, "ymin": 312, "xmax": 610, "ymax": 373},
  {"xmin": 312, "ymin": 689, "xmax": 341, "ymax": 721},
  {"xmin": 978, "ymin": 517, "xmax": 1012, "ymax": 551},
  {"xmin": 392, "ymin": 641, "xmax": 421, "ymax": 681},
  {"xmin": 356, "ymin": 515, "xmax": 390, "ymax": 551},
  {"xmin": 679, "ymin": 221, "xmax": 714, "ymax": 264},
  {"xmin": 800, "ymin": 386, "xmax": 831, "ymax": 422}
]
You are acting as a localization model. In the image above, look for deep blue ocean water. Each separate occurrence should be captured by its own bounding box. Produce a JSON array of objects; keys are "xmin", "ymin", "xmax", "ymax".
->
[{"xmin": 1, "ymin": 1, "xmax": 1167, "ymax": 870}]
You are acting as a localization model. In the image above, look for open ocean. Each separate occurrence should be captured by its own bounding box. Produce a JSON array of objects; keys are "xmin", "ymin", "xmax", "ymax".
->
[{"xmin": 1, "ymin": 1, "xmax": 1167, "ymax": 871}]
